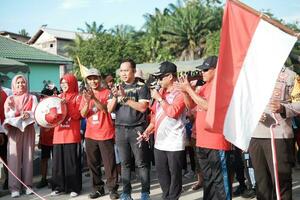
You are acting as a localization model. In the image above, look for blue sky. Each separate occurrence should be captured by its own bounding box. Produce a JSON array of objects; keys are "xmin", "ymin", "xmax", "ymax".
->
[{"xmin": 0, "ymin": 0, "xmax": 299, "ymax": 36}]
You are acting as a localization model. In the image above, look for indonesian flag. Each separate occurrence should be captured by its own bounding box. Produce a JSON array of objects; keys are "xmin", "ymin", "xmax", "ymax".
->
[{"xmin": 206, "ymin": 0, "xmax": 298, "ymax": 150}]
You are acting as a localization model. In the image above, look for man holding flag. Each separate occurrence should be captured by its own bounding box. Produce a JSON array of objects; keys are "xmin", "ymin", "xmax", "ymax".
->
[
  {"xmin": 176, "ymin": 56, "xmax": 232, "ymax": 200},
  {"xmin": 249, "ymin": 66, "xmax": 300, "ymax": 200},
  {"xmin": 203, "ymin": 0, "xmax": 299, "ymax": 199}
]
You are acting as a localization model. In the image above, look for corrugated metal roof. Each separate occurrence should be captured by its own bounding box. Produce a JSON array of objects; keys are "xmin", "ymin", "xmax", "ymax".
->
[
  {"xmin": 41, "ymin": 27, "xmax": 92, "ymax": 40},
  {"xmin": 0, "ymin": 35, "xmax": 72, "ymax": 64},
  {"xmin": 28, "ymin": 27, "xmax": 93, "ymax": 44}
]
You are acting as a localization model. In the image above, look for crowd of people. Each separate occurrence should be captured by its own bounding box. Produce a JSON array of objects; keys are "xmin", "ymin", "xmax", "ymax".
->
[{"xmin": 0, "ymin": 56, "xmax": 299, "ymax": 200}]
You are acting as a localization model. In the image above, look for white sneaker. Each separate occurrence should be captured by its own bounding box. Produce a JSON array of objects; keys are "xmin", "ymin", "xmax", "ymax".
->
[
  {"xmin": 11, "ymin": 191, "xmax": 20, "ymax": 198},
  {"xmin": 51, "ymin": 190, "xmax": 62, "ymax": 196},
  {"xmin": 70, "ymin": 192, "xmax": 79, "ymax": 197},
  {"xmin": 26, "ymin": 188, "xmax": 33, "ymax": 195}
]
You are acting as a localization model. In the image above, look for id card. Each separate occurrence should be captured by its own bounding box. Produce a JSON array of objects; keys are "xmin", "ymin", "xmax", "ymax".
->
[{"xmin": 92, "ymin": 114, "xmax": 98, "ymax": 121}]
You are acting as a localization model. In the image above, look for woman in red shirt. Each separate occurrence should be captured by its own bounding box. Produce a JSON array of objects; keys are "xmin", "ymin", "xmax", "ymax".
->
[{"xmin": 51, "ymin": 74, "xmax": 82, "ymax": 198}]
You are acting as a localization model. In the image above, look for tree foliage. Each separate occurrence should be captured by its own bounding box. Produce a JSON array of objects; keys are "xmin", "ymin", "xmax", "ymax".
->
[
  {"xmin": 77, "ymin": 21, "xmax": 106, "ymax": 35},
  {"xmin": 66, "ymin": 0, "xmax": 300, "ymax": 79},
  {"xmin": 142, "ymin": 0, "xmax": 222, "ymax": 61},
  {"xmin": 67, "ymin": 33, "xmax": 147, "ymax": 78},
  {"xmin": 19, "ymin": 29, "xmax": 29, "ymax": 37}
]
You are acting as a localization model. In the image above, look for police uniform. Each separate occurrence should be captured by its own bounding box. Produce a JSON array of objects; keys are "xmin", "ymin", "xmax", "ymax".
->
[{"xmin": 249, "ymin": 67, "xmax": 300, "ymax": 200}]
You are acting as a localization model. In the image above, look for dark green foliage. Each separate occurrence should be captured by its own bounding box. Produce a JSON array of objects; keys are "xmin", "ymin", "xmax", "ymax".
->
[{"xmin": 66, "ymin": 1, "xmax": 300, "ymax": 79}]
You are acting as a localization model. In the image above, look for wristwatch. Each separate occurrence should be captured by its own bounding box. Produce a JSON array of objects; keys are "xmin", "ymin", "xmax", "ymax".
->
[{"xmin": 121, "ymin": 96, "xmax": 129, "ymax": 104}]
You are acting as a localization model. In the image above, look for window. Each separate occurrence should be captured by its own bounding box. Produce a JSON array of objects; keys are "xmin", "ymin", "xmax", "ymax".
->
[{"xmin": 50, "ymin": 43, "xmax": 54, "ymax": 48}]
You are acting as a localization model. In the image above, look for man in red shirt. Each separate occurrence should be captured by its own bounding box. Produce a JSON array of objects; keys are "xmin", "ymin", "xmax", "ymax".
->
[
  {"xmin": 176, "ymin": 56, "xmax": 232, "ymax": 200},
  {"xmin": 80, "ymin": 68, "xmax": 119, "ymax": 199}
]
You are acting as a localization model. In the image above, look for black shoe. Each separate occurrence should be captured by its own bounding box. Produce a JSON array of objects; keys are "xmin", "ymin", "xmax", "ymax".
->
[
  {"xmin": 109, "ymin": 190, "xmax": 119, "ymax": 199},
  {"xmin": 36, "ymin": 178, "xmax": 48, "ymax": 189},
  {"xmin": 2, "ymin": 179, "xmax": 8, "ymax": 190},
  {"xmin": 233, "ymin": 184, "xmax": 247, "ymax": 197},
  {"xmin": 89, "ymin": 188, "xmax": 105, "ymax": 199},
  {"xmin": 241, "ymin": 188, "xmax": 256, "ymax": 199}
]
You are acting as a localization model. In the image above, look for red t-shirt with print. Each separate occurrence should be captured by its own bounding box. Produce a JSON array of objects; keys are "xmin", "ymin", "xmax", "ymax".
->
[
  {"xmin": 195, "ymin": 82, "xmax": 231, "ymax": 150},
  {"xmin": 80, "ymin": 88, "xmax": 115, "ymax": 141}
]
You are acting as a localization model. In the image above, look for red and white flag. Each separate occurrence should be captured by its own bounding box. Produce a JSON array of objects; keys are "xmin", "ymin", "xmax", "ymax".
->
[{"xmin": 206, "ymin": 0, "xmax": 298, "ymax": 150}]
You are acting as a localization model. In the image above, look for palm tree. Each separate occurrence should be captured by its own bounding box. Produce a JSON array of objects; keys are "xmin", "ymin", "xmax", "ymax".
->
[
  {"xmin": 143, "ymin": 8, "xmax": 171, "ymax": 62},
  {"xmin": 77, "ymin": 21, "xmax": 106, "ymax": 35},
  {"xmin": 64, "ymin": 35, "xmax": 87, "ymax": 77},
  {"xmin": 110, "ymin": 24, "xmax": 136, "ymax": 40},
  {"xmin": 161, "ymin": 0, "xmax": 222, "ymax": 60},
  {"xmin": 19, "ymin": 29, "xmax": 29, "ymax": 37}
]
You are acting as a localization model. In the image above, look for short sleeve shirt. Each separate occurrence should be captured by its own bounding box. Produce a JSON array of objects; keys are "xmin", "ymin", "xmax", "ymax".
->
[
  {"xmin": 109, "ymin": 80, "xmax": 150, "ymax": 126},
  {"xmin": 80, "ymin": 88, "xmax": 115, "ymax": 140}
]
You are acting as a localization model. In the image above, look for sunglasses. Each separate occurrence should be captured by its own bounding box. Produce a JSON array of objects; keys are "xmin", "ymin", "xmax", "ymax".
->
[
  {"xmin": 158, "ymin": 73, "xmax": 171, "ymax": 80},
  {"xmin": 202, "ymin": 69, "xmax": 210, "ymax": 72}
]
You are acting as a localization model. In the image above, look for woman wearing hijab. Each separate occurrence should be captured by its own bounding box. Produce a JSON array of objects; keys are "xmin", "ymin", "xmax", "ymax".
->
[
  {"xmin": 3, "ymin": 75, "xmax": 38, "ymax": 198},
  {"xmin": 51, "ymin": 74, "xmax": 82, "ymax": 198}
]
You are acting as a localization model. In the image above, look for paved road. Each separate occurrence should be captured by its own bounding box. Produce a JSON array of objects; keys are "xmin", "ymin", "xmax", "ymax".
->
[{"xmin": 1, "ymin": 167, "xmax": 300, "ymax": 200}]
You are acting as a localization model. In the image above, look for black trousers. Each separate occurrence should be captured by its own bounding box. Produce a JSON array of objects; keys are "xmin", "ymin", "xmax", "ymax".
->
[
  {"xmin": 85, "ymin": 138, "xmax": 118, "ymax": 192},
  {"xmin": 183, "ymin": 146, "xmax": 196, "ymax": 172},
  {"xmin": 52, "ymin": 143, "xmax": 82, "ymax": 193},
  {"xmin": 249, "ymin": 138, "xmax": 294, "ymax": 200},
  {"xmin": 232, "ymin": 146, "xmax": 246, "ymax": 186},
  {"xmin": 0, "ymin": 133, "xmax": 8, "ymax": 183},
  {"xmin": 115, "ymin": 125, "xmax": 150, "ymax": 194},
  {"xmin": 154, "ymin": 148, "xmax": 185, "ymax": 200},
  {"xmin": 197, "ymin": 147, "xmax": 232, "ymax": 200}
]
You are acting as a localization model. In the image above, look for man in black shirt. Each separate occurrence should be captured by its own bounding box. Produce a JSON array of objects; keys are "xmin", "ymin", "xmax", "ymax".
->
[{"xmin": 108, "ymin": 59, "xmax": 150, "ymax": 200}]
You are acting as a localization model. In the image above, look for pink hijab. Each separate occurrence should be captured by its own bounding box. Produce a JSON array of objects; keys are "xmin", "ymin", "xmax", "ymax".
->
[{"xmin": 6, "ymin": 75, "xmax": 32, "ymax": 113}]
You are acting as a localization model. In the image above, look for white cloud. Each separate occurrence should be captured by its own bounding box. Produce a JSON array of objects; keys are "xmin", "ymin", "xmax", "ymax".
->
[{"xmin": 60, "ymin": 0, "xmax": 90, "ymax": 10}]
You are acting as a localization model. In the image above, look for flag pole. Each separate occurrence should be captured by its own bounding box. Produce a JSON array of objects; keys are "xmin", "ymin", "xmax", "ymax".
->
[
  {"xmin": 231, "ymin": 0, "xmax": 300, "ymax": 39},
  {"xmin": 76, "ymin": 56, "xmax": 89, "ymax": 79},
  {"xmin": 230, "ymin": 1, "xmax": 295, "ymax": 199},
  {"xmin": 270, "ymin": 113, "xmax": 281, "ymax": 200}
]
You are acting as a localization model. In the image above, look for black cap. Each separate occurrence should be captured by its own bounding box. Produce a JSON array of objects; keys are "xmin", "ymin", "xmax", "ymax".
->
[
  {"xmin": 196, "ymin": 56, "xmax": 218, "ymax": 70},
  {"xmin": 153, "ymin": 61, "xmax": 177, "ymax": 77}
]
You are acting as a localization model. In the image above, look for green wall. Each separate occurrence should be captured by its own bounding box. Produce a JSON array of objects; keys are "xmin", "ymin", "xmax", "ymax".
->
[{"xmin": 27, "ymin": 63, "xmax": 60, "ymax": 92}]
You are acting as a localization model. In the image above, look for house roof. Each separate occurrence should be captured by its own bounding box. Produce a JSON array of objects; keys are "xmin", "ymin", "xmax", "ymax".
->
[
  {"xmin": 0, "ymin": 57, "xmax": 30, "ymax": 74},
  {"xmin": 28, "ymin": 27, "xmax": 93, "ymax": 44},
  {"xmin": 0, "ymin": 31, "xmax": 30, "ymax": 41},
  {"xmin": 0, "ymin": 35, "xmax": 72, "ymax": 64},
  {"xmin": 0, "ymin": 57, "xmax": 27, "ymax": 66}
]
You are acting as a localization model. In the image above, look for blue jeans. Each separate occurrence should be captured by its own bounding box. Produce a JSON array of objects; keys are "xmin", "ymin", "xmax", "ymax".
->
[{"xmin": 115, "ymin": 125, "xmax": 150, "ymax": 194}]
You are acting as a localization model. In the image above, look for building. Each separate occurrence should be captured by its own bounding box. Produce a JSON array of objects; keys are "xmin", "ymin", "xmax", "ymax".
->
[
  {"xmin": 0, "ymin": 31, "xmax": 30, "ymax": 43},
  {"xmin": 0, "ymin": 35, "xmax": 72, "ymax": 92},
  {"xmin": 28, "ymin": 26, "xmax": 92, "ymax": 58}
]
